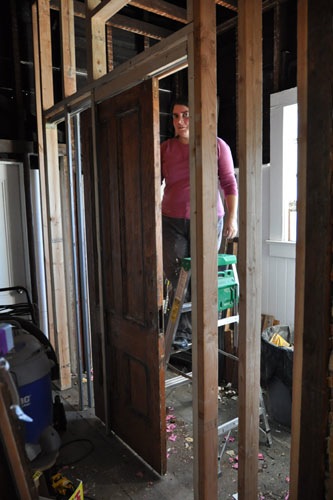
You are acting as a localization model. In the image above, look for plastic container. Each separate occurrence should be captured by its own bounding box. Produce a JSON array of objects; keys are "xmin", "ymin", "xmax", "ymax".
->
[{"xmin": 6, "ymin": 330, "xmax": 53, "ymax": 444}]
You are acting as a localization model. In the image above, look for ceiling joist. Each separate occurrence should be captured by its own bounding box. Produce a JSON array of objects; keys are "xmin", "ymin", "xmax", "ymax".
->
[
  {"xmin": 109, "ymin": 13, "xmax": 171, "ymax": 39},
  {"xmin": 50, "ymin": 0, "xmax": 238, "ymax": 29},
  {"xmin": 131, "ymin": 0, "xmax": 187, "ymax": 23},
  {"xmin": 215, "ymin": 0, "xmax": 237, "ymax": 11}
]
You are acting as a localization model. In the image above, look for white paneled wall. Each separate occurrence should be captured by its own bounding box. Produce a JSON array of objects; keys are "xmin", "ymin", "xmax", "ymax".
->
[{"xmin": 261, "ymin": 164, "xmax": 296, "ymax": 331}]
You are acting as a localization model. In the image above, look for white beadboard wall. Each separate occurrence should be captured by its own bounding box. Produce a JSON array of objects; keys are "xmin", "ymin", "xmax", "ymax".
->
[{"xmin": 261, "ymin": 164, "xmax": 296, "ymax": 331}]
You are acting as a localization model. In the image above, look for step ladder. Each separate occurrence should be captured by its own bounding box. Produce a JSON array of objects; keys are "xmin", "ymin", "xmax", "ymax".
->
[{"xmin": 164, "ymin": 254, "xmax": 272, "ymax": 472}]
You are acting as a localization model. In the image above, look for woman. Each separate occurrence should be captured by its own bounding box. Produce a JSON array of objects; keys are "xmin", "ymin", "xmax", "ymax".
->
[{"xmin": 161, "ymin": 96, "xmax": 238, "ymax": 347}]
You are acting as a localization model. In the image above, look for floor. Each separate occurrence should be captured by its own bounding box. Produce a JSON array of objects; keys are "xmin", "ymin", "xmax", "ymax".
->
[{"xmin": 44, "ymin": 367, "xmax": 291, "ymax": 500}]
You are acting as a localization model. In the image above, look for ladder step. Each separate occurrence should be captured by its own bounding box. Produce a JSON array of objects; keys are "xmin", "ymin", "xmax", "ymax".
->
[
  {"xmin": 165, "ymin": 372, "xmax": 192, "ymax": 389},
  {"xmin": 218, "ymin": 417, "xmax": 239, "ymax": 436},
  {"xmin": 218, "ymin": 315, "xmax": 239, "ymax": 327}
]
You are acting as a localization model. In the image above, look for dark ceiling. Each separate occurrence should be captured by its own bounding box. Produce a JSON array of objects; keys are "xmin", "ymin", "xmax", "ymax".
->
[{"xmin": 0, "ymin": 0, "xmax": 297, "ymax": 165}]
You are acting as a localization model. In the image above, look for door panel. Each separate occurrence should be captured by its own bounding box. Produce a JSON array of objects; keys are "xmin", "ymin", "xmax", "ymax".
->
[{"xmin": 96, "ymin": 79, "xmax": 166, "ymax": 474}]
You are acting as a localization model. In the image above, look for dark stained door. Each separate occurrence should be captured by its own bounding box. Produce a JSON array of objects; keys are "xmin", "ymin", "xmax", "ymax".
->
[{"xmin": 96, "ymin": 79, "xmax": 166, "ymax": 474}]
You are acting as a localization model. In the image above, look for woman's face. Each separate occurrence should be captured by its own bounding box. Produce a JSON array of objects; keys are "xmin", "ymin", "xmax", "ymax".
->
[{"xmin": 172, "ymin": 104, "xmax": 190, "ymax": 143}]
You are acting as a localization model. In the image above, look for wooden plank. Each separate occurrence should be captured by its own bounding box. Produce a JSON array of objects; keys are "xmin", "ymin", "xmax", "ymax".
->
[
  {"xmin": 0, "ymin": 140, "xmax": 34, "ymax": 154},
  {"xmin": 45, "ymin": 125, "xmax": 71, "ymax": 390},
  {"xmin": 0, "ymin": 380, "xmax": 37, "ymax": 499},
  {"xmin": 59, "ymin": 154, "xmax": 78, "ymax": 377},
  {"xmin": 86, "ymin": 1, "xmax": 107, "ymax": 80},
  {"xmin": 35, "ymin": 0, "xmax": 72, "ymax": 389},
  {"xmin": 43, "ymin": 24, "xmax": 190, "ymax": 120},
  {"xmin": 106, "ymin": 25, "xmax": 114, "ymax": 71},
  {"xmin": 60, "ymin": 0, "xmax": 77, "ymax": 97},
  {"xmin": 94, "ymin": 24, "xmax": 190, "ymax": 102},
  {"xmin": 32, "ymin": 2, "xmax": 55, "ymax": 347},
  {"xmin": 131, "ymin": 0, "xmax": 187, "ymax": 23},
  {"xmin": 89, "ymin": 0, "xmax": 129, "ymax": 23},
  {"xmin": 91, "ymin": 16, "xmax": 107, "ymax": 79},
  {"xmin": 290, "ymin": 1, "xmax": 332, "ymax": 498},
  {"xmin": 216, "ymin": 0, "xmax": 237, "ymax": 11},
  {"xmin": 261, "ymin": 314, "xmax": 275, "ymax": 332},
  {"xmin": 187, "ymin": 1, "xmax": 218, "ymax": 498},
  {"xmin": 37, "ymin": 0, "xmax": 54, "ymax": 110},
  {"xmin": 289, "ymin": 3, "xmax": 307, "ymax": 493},
  {"xmin": 108, "ymin": 13, "xmax": 171, "ymax": 40},
  {"xmin": 237, "ymin": 1, "xmax": 262, "ymax": 498},
  {"xmin": 289, "ymin": 3, "xmax": 306, "ymax": 494},
  {"xmin": 51, "ymin": 0, "xmax": 187, "ymax": 23}
]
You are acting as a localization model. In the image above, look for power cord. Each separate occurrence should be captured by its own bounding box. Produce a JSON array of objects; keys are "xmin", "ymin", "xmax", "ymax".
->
[{"xmin": 56, "ymin": 438, "xmax": 95, "ymax": 466}]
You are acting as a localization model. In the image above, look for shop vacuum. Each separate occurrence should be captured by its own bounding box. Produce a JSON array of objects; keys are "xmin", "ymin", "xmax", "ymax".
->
[{"xmin": 1, "ymin": 318, "xmax": 62, "ymax": 469}]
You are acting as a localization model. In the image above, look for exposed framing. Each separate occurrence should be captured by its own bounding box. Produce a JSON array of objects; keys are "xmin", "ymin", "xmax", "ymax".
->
[
  {"xmin": 32, "ymin": 0, "xmax": 264, "ymax": 496},
  {"xmin": 31, "ymin": 0, "xmax": 333, "ymax": 498}
]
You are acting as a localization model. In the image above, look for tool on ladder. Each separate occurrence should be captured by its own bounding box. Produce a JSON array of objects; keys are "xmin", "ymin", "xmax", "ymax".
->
[
  {"xmin": 165, "ymin": 254, "xmax": 239, "ymax": 364},
  {"xmin": 164, "ymin": 254, "xmax": 272, "ymax": 475}
]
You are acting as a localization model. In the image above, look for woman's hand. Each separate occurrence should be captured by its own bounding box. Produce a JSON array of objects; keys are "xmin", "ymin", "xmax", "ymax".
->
[
  {"xmin": 223, "ymin": 194, "xmax": 238, "ymax": 239},
  {"xmin": 223, "ymin": 213, "xmax": 238, "ymax": 239}
]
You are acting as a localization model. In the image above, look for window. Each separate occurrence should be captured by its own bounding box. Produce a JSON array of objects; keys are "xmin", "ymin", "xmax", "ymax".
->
[
  {"xmin": 268, "ymin": 87, "xmax": 298, "ymax": 258},
  {"xmin": 283, "ymin": 103, "xmax": 298, "ymax": 241}
]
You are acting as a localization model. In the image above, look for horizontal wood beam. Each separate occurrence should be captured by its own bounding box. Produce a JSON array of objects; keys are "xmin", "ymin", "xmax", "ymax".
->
[
  {"xmin": 216, "ymin": 0, "xmax": 237, "ymax": 11},
  {"xmin": 94, "ymin": 34, "xmax": 187, "ymax": 102},
  {"xmin": 51, "ymin": 0, "xmax": 175, "ymax": 38},
  {"xmin": 131, "ymin": 0, "xmax": 187, "ymax": 23},
  {"xmin": 44, "ymin": 23, "xmax": 191, "ymax": 121},
  {"xmin": 50, "ymin": 0, "xmax": 288, "ymax": 26},
  {"xmin": 109, "ymin": 13, "xmax": 171, "ymax": 39},
  {"xmin": 0, "ymin": 139, "xmax": 34, "ymax": 154},
  {"xmin": 50, "ymin": 0, "xmax": 186, "ymax": 24}
]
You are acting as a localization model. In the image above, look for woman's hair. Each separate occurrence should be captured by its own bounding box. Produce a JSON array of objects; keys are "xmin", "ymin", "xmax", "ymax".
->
[{"xmin": 170, "ymin": 95, "xmax": 189, "ymax": 111}]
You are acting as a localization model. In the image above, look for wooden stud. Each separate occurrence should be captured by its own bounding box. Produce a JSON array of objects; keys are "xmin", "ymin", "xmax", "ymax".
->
[
  {"xmin": 34, "ymin": 0, "xmax": 72, "ymax": 389},
  {"xmin": 37, "ymin": 0, "xmax": 54, "ymax": 109},
  {"xmin": 237, "ymin": 1, "xmax": 262, "ymax": 498},
  {"xmin": 86, "ymin": 0, "xmax": 106, "ymax": 80},
  {"xmin": 60, "ymin": 0, "xmax": 77, "ymax": 97},
  {"xmin": 290, "ymin": 1, "xmax": 333, "ymax": 497},
  {"xmin": 45, "ymin": 124, "xmax": 71, "ymax": 389},
  {"xmin": 187, "ymin": 1, "xmax": 218, "ymax": 498},
  {"xmin": 32, "ymin": 2, "xmax": 55, "ymax": 346}
]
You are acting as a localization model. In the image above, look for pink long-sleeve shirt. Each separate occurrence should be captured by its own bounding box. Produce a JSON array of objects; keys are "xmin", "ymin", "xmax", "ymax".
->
[{"xmin": 161, "ymin": 137, "xmax": 238, "ymax": 219}]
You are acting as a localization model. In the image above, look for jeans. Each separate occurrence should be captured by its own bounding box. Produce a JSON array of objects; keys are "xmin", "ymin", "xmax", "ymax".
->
[{"xmin": 162, "ymin": 215, "xmax": 223, "ymax": 339}]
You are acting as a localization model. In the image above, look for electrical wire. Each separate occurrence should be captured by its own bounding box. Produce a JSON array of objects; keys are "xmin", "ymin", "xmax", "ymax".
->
[{"xmin": 56, "ymin": 438, "xmax": 95, "ymax": 466}]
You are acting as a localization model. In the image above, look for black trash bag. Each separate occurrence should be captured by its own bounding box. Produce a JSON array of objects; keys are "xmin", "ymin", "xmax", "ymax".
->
[
  {"xmin": 260, "ymin": 325, "xmax": 294, "ymax": 390},
  {"xmin": 261, "ymin": 325, "xmax": 294, "ymax": 427}
]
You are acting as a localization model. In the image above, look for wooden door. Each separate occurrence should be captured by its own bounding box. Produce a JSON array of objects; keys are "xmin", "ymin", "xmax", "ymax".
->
[{"xmin": 96, "ymin": 79, "xmax": 166, "ymax": 474}]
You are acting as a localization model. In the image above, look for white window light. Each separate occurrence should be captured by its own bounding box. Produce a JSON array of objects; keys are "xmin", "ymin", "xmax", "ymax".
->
[{"xmin": 268, "ymin": 87, "xmax": 298, "ymax": 258}]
